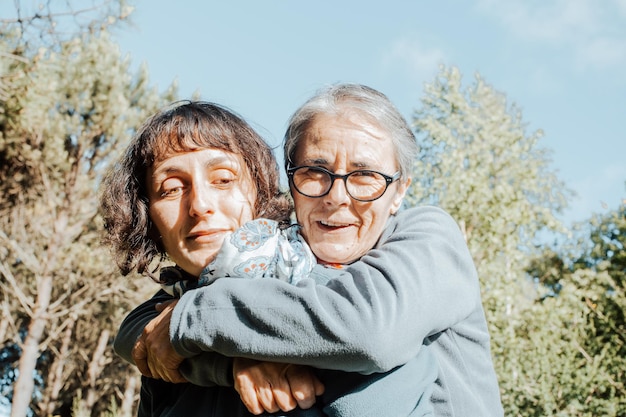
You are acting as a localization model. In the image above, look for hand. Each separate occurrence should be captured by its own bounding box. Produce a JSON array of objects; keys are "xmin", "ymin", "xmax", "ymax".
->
[
  {"xmin": 233, "ymin": 358, "xmax": 325, "ymax": 415},
  {"xmin": 132, "ymin": 299, "xmax": 187, "ymax": 383}
]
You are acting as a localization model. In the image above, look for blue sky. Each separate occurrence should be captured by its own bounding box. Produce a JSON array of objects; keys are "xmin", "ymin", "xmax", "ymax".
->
[{"xmin": 7, "ymin": 0, "xmax": 626, "ymax": 225}]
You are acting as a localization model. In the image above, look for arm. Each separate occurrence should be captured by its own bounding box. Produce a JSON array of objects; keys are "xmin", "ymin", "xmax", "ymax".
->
[
  {"xmin": 117, "ymin": 292, "xmax": 324, "ymax": 413},
  {"xmin": 170, "ymin": 206, "xmax": 481, "ymax": 373},
  {"xmin": 114, "ymin": 289, "xmax": 235, "ymax": 386},
  {"xmin": 114, "ymin": 289, "xmax": 175, "ymax": 364},
  {"xmin": 116, "ymin": 233, "xmax": 323, "ymax": 391}
]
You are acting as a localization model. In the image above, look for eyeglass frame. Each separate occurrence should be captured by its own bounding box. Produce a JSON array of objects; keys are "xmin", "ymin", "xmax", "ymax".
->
[{"xmin": 286, "ymin": 164, "xmax": 401, "ymax": 202}]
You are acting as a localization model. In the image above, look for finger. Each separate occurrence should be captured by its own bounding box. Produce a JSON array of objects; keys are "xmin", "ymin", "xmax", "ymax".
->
[
  {"xmin": 161, "ymin": 368, "xmax": 187, "ymax": 384},
  {"xmin": 145, "ymin": 351, "xmax": 170, "ymax": 381},
  {"xmin": 132, "ymin": 338, "xmax": 152, "ymax": 378},
  {"xmin": 141, "ymin": 305, "xmax": 185, "ymax": 382},
  {"xmin": 233, "ymin": 363, "xmax": 265, "ymax": 415},
  {"xmin": 314, "ymin": 377, "xmax": 325, "ymax": 396},
  {"xmin": 257, "ymin": 384, "xmax": 280, "ymax": 414},
  {"xmin": 270, "ymin": 377, "xmax": 297, "ymax": 412},
  {"xmin": 233, "ymin": 359, "xmax": 296, "ymax": 413},
  {"xmin": 145, "ymin": 354, "xmax": 186, "ymax": 384},
  {"xmin": 146, "ymin": 354, "xmax": 162, "ymax": 381},
  {"xmin": 237, "ymin": 386, "xmax": 264, "ymax": 415},
  {"xmin": 146, "ymin": 350, "xmax": 165, "ymax": 379},
  {"xmin": 237, "ymin": 388, "xmax": 263, "ymax": 414},
  {"xmin": 149, "ymin": 358, "xmax": 187, "ymax": 383},
  {"xmin": 286, "ymin": 366, "xmax": 324, "ymax": 409}
]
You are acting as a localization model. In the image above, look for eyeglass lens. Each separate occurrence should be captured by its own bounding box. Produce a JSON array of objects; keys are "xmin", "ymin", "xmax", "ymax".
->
[{"xmin": 291, "ymin": 167, "xmax": 390, "ymax": 201}]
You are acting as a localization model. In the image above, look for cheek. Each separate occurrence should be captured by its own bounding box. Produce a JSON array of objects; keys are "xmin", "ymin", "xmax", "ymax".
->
[
  {"xmin": 149, "ymin": 203, "xmax": 177, "ymax": 239},
  {"xmin": 221, "ymin": 189, "xmax": 255, "ymax": 226},
  {"xmin": 356, "ymin": 205, "xmax": 387, "ymax": 236},
  {"xmin": 293, "ymin": 196, "xmax": 315, "ymax": 226},
  {"xmin": 238, "ymin": 203, "xmax": 254, "ymax": 224},
  {"xmin": 291, "ymin": 192, "xmax": 306, "ymax": 219},
  {"xmin": 233, "ymin": 179, "xmax": 257, "ymax": 221}
]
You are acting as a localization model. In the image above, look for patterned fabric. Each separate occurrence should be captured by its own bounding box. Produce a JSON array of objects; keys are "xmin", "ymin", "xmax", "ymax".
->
[{"xmin": 161, "ymin": 219, "xmax": 316, "ymax": 297}]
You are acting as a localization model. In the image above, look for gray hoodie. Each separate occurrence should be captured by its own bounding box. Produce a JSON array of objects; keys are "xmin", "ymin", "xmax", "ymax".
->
[{"xmin": 116, "ymin": 206, "xmax": 503, "ymax": 416}]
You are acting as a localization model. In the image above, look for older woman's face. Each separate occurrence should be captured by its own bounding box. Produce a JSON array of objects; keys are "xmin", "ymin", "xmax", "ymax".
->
[
  {"xmin": 291, "ymin": 111, "xmax": 409, "ymax": 265},
  {"xmin": 147, "ymin": 148, "xmax": 255, "ymax": 276}
]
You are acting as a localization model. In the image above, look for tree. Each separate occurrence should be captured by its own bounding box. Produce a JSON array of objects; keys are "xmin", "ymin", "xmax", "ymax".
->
[
  {"xmin": 407, "ymin": 65, "xmax": 572, "ymax": 333},
  {"xmin": 408, "ymin": 65, "xmax": 570, "ymax": 280},
  {"xmin": 406, "ymin": 65, "xmax": 578, "ymax": 415},
  {"xmin": 516, "ymin": 202, "xmax": 626, "ymax": 415},
  {"xmin": 0, "ymin": 2, "xmax": 176, "ymax": 415}
]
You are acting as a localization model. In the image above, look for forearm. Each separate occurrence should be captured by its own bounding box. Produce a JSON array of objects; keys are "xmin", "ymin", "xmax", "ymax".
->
[
  {"xmin": 171, "ymin": 206, "xmax": 481, "ymax": 373},
  {"xmin": 115, "ymin": 289, "xmax": 234, "ymax": 387},
  {"xmin": 114, "ymin": 290, "xmax": 173, "ymax": 364}
]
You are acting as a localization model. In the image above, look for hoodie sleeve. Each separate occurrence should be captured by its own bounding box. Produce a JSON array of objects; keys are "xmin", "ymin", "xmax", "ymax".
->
[{"xmin": 170, "ymin": 206, "xmax": 481, "ymax": 374}]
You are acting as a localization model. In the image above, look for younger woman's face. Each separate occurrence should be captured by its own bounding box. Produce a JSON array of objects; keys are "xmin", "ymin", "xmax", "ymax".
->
[{"xmin": 146, "ymin": 148, "xmax": 256, "ymax": 276}]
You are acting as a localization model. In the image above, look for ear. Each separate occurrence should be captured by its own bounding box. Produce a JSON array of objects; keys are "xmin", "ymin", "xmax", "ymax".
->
[{"xmin": 390, "ymin": 177, "xmax": 411, "ymax": 214}]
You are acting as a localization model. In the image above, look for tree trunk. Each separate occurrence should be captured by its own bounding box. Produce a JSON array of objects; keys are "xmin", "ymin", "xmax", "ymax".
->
[
  {"xmin": 120, "ymin": 373, "xmax": 140, "ymax": 417},
  {"xmin": 85, "ymin": 329, "xmax": 110, "ymax": 409},
  {"xmin": 11, "ymin": 274, "xmax": 53, "ymax": 417},
  {"xmin": 42, "ymin": 317, "xmax": 76, "ymax": 416},
  {"xmin": 0, "ymin": 304, "xmax": 9, "ymax": 343}
]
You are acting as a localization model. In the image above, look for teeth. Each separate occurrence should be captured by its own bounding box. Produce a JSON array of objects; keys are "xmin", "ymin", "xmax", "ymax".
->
[{"xmin": 320, "ymin": 220, "xmax": 348, "ymax": 227}]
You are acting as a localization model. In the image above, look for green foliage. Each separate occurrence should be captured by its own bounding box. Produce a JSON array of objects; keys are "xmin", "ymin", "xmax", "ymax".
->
[
  {"xmin": 0, "ymin": 7, "xmax": 622, "ymax": 415},
  {"xmin": 0, "ymin": 2, "xmax": 176, "ymax": 416},
  {"xmin": 579, "ymin": 203, "xmax": 626, "ymax": 281},
  {"xmin": 406, "ymin": 65, "xmax": 571, "ymax": 391},
  {"xmin": 496, "ymin": 268, "xmax": 622, "ymax": 416},
  {"xmin": 408, "ymin": 65, "xmax": 570, "ymax": 276},
  {"xmin": 407, "ymin": 65, "xmax": 624, "ymax": 415},
  {"xmin": 510, "ymin": 204, "xmax": 626, "ymax": 416}
]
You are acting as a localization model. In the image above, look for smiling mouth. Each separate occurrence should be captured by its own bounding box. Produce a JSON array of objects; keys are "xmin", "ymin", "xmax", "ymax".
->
[
  {"xmin": 187, "ymin": 230, "xmax": 228, "ymax": 243},
  {"xmin": 317, "ymin": 220, "xmax": 353, "ymax": 231}
]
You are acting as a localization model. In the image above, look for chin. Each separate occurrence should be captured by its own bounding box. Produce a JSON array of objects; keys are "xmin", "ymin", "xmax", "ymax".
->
[{"xmin": 316, "ymin": 251, "xmax": 354, "ymax": 265}]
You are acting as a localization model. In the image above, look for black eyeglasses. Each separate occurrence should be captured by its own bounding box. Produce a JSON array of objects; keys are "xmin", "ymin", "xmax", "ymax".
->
[{"xmin": 287, "ymin": 165, "xmax": 401, "ymax": 202}]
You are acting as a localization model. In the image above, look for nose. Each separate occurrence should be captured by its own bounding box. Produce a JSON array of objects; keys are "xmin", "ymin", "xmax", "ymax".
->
[
  {"xmin": 188, "ymin": 181, "xmax": 215, "ymax": 217},
  {"xmin": 324, "ymin": 177, "xmax": 351, "ymax": 206}
]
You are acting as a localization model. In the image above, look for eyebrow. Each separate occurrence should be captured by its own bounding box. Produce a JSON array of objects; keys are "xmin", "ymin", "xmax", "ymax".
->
[
  {"xmin": 152, "ymin": 155, "xmax": 239, "ymax": 179},
  {"xmin": 299, "ymin": 157, "xmax": 373, "ymax": 170},
  {"xmin": 299, "ymin": 157, "xmax": 328, "ymax": 166}
]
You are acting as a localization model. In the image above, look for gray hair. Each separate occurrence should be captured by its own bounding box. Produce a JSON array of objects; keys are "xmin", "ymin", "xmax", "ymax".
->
[{"xmin": 284, "ymin": 83, "xmax": 418, "ymax": 179}]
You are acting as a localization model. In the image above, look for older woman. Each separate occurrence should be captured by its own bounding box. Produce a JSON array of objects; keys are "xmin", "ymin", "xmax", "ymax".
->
[{"xmin": 117, "ymin": 85, "xmax": 504, "ymax": 416}]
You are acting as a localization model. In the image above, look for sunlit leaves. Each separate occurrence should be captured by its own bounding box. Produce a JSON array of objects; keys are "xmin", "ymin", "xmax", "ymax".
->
[
  {"xmin": 407, "ymin": 65, "xmax": 624, "ymax": 415},
  {"xmin": 0, "ymin": 2, "xmax": 176, "ymax": 415}
]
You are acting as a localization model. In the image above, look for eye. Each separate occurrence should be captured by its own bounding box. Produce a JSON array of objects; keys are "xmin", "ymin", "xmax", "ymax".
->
[
  {"xmin": 160, "ymin": 178, "xmax": 185, "ymax": 198},
  {"xmin": 351, "ymin": 170, "xmax": 377, "ymax": 177},
  {"xmin": 210, "ymin": 169, "xmax": 237, "ymax": 189},
  {"xmin": 304, "ymin": 167, "xmax": 328, "ymax": 178},
  {"xmin": 160, "ymin": 187, "xmax": 183, "ymax": 198},
  {"xmin": 349, "ymin": 170, "xmax": 383, "ymax": 187}
]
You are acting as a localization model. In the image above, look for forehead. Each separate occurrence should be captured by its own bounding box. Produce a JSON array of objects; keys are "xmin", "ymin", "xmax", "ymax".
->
[
  {"xmin": 150, "ymin": 129, "xmax": 227, "ymax": 163},
  {"xmin": 150, "ymin": 148, "xmax": 248, "ymax": 177},
  {"xmin": 296, "ymin": 111, "xmax": 396, "ymax": 167}
]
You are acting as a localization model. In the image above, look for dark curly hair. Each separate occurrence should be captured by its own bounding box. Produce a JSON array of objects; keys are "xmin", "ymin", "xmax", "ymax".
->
[{"xmin": 100, "ymin": 101, "xmax": 291, "ymax": 278}]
